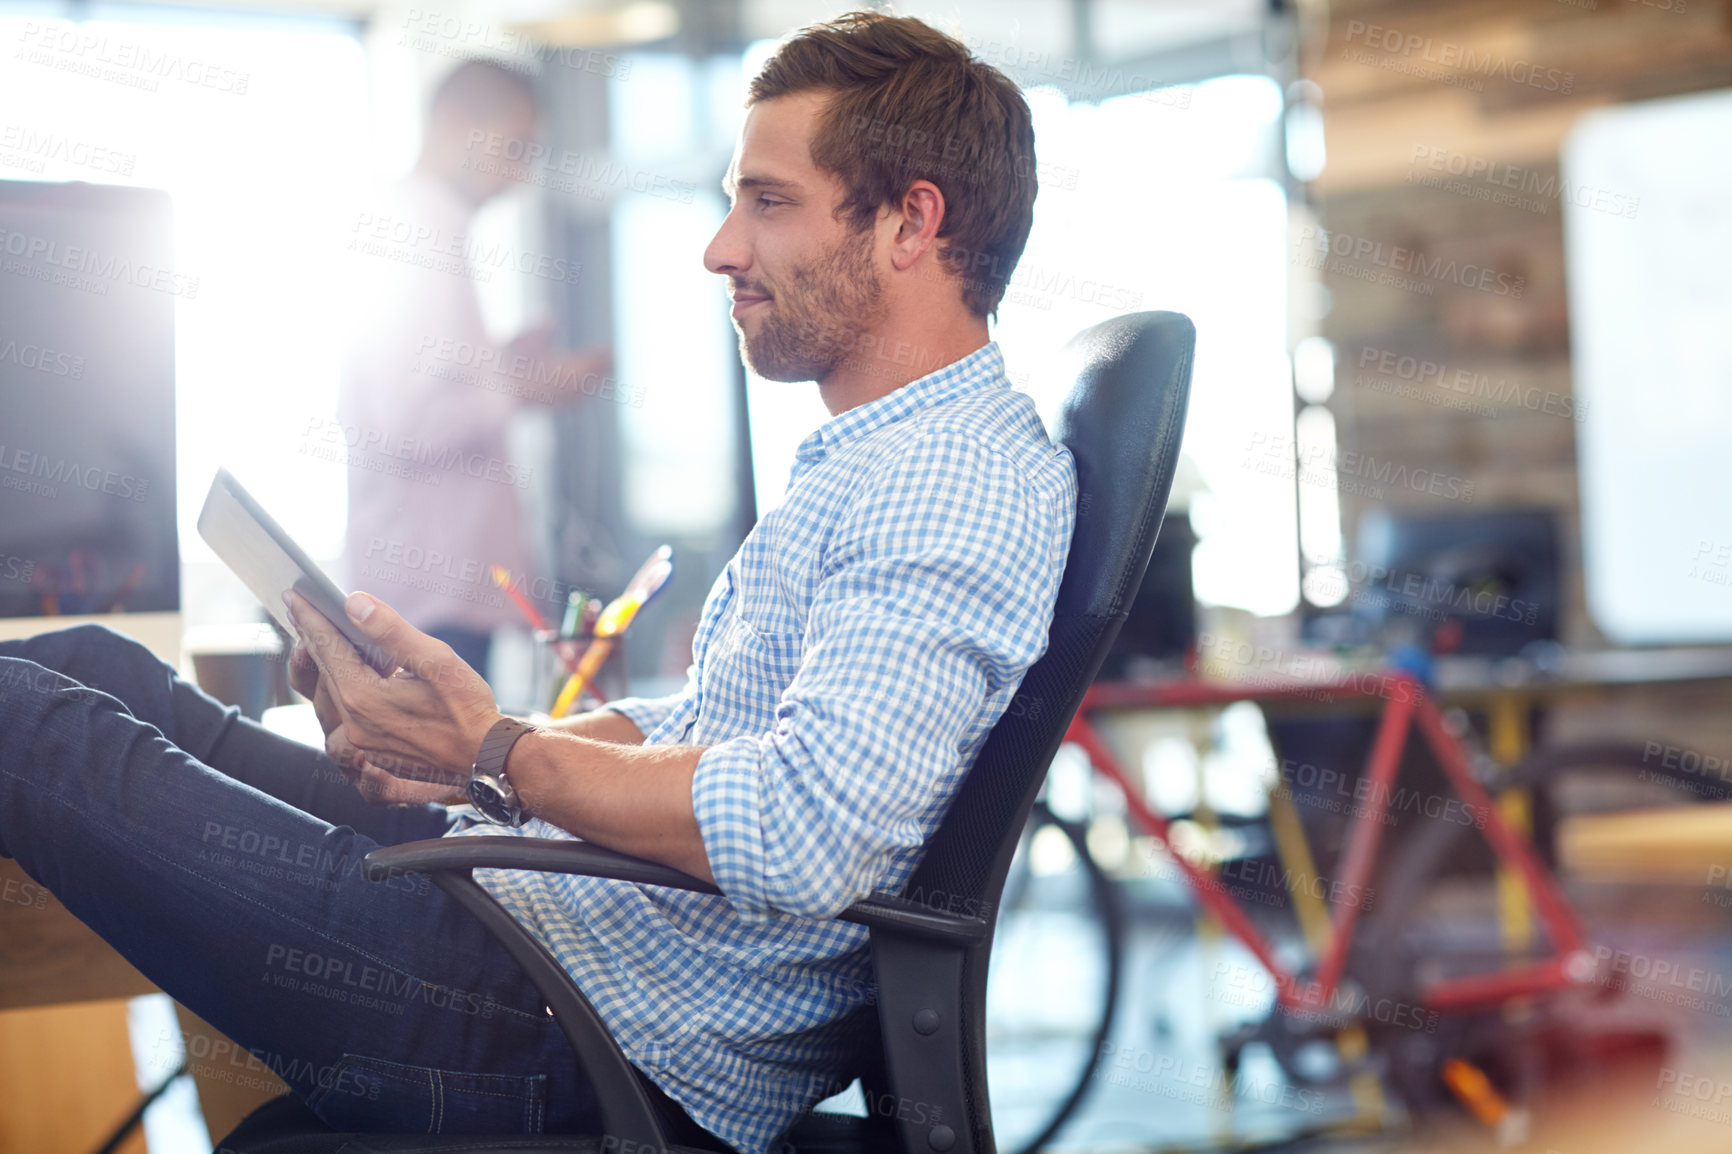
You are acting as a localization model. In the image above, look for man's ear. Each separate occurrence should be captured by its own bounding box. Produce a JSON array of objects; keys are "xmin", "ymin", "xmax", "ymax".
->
[{"xmin": 889, "ymin": 180, "xmax": 945, "ymax": 272}]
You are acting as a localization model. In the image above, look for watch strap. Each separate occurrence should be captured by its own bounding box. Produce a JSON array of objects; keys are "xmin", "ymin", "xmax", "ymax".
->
[{"xmin": 474, "ymin": 715, "xmax": 537, "ymax": 780}]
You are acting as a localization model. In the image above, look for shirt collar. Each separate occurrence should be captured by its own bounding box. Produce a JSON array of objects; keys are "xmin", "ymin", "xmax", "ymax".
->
[{"xmin": 791, "ymin": 341, "xmax": 1007, "ymax": 471}]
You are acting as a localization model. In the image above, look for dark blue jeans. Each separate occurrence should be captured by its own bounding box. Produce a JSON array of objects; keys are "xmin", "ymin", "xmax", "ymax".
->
[{"xmin": 0, "ymin": 623, "xmax": 612, "ymax": 1137}]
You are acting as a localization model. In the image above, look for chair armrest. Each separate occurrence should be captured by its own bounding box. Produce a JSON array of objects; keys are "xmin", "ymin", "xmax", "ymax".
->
[
  {"xmin": 367, "ymin": 835, "xmax": 723, "ymax": 896},
  {"xmin": 364, "ymin": 837, "xmax": 989, "ymax": 947}
]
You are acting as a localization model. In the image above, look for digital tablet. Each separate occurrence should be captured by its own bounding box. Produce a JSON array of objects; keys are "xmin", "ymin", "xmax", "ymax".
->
[{"xmin": 196, "ymin": 468, "xmax": 398, "ymax": 675}]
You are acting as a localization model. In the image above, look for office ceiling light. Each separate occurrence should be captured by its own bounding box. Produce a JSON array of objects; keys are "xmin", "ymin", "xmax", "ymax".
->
[{"xmin": 518, "ymin": 0, "xmax": 678, "ymax": 47}]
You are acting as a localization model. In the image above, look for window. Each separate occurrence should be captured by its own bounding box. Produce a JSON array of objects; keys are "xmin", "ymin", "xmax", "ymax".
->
[
  {"xmin": 997, "ymin": 75, "xmax": 1295, "ymax": 616},
  {"xmin": 1, "ymin": 11, "xmax": 373, "ymax": 625}
]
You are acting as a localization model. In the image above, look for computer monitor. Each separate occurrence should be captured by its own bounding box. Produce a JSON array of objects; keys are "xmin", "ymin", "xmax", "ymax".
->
[
  {"xmin": 0, "ymin": 180, "xmax": 180, "ymax": 664},
  {"xmin": 1351, "ymin": 508, "xmax": 1560, "ymax": 657}
]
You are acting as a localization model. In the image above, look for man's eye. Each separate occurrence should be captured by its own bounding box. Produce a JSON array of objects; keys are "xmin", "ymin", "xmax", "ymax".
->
[{"xmin": 757, "ymin": 196, "xmax": 784, "ymax": 210}]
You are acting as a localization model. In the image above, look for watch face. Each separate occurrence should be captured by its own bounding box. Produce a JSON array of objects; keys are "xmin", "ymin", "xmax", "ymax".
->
[{"xmin": 467, "ymin": 775, "xmax": 520, "ymax": 826}]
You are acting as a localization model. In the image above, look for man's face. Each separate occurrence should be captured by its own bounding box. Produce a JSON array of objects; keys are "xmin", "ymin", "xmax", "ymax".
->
[
  {"xmin": 474, "ymin": 97, "xmax": 540, "ymax": 202},
  {"xmin": 703, "ymin": 92, "xmax": 889, "ymax": 383},
  {"xmin": 434, "ymin": 95, "xmax": 539, "ymax": 206}
]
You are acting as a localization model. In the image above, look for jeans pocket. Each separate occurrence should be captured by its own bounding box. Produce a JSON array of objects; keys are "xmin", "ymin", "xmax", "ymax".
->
[{"xmin": 305, "ymin": 1053, "xmax": 547, "ymax": 1134}]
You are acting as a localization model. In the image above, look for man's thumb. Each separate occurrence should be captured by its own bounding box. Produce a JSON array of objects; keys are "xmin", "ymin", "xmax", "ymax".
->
[{"xmin": 345, "ymin": 590, "xmax": 409, "ymax": 672}]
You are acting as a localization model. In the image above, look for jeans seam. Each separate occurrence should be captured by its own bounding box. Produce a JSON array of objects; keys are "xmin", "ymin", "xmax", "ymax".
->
[
  {"xmin": 394, "ymin": 1082, "xmax": 541, "ymax": 1101},
  {"xmin": 313, "ymin": 1054, "xmax": 546, "ymax": 1133},
  {"xmin": 0, "ymin": 765, "xmax": 546, "ymax": 1026}
]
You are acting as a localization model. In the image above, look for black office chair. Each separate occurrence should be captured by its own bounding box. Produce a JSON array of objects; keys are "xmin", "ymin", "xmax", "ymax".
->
[{"xmin": 218, "ymin": 310, "xmax": 1195, "ymax": 1154}]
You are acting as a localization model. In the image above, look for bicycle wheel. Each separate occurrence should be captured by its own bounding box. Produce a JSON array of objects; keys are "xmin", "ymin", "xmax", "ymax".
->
[
  {"xmin": 1347, "ymin": 741, "xmax": 1715, "ymax": 1122},
  {"xmin": 986, "ymin": 799, "xmax": 1125, "ymax": 1154},
  {"xmin": 1360, "ymin": 740, "xmax": 1732, "ymax": 958}
]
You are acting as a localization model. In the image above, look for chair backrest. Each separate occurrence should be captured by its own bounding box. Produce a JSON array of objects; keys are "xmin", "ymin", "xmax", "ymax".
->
[
  {"xmin": 892, "ymin": 310, "xmax": 1193, "ymax": 1146},
  {"xmin": 907, "ymin": 310, "xmax": 1194, "ymax": 925}
]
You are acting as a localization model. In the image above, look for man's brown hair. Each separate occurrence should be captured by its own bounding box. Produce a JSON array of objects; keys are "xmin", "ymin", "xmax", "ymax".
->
[{"xmin": 748, "ymin": 10, "xmax": 1037, "ymax": 319}]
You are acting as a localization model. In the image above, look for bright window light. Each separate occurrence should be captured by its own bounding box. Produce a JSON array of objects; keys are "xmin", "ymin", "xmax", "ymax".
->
[
  {"xmin": 995, "ymin": 76, "xmax": 1296, "ymax": 616},
  {"xmin": 1294, "ymin": 335, "xmax": 1335, "ymax": 404},
  {"xmin": 1, "ymin": 14, "xmax": 373, "ymax": 583},
  {"xmin": 609, "ymin": 52, "xmax": 741, "ymax": 536}
]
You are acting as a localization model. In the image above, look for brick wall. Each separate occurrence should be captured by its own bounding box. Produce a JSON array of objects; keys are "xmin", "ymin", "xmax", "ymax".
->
[{"xmin": 1302, "ymin": 0, "xmax": 1732, "ymax": 746}]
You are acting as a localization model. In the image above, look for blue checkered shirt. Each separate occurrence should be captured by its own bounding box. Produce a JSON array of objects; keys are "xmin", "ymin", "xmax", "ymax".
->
[{"xmin": 447, "ymin": 341, "xmax": 1076, "ymax": 1153}]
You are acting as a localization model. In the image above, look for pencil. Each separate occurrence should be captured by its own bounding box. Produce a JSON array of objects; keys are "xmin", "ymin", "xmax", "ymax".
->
[
  {"xmin": 490, "ymin": 565, "xmax": 550, "ymax": 633},
  {"xmin": 549, "ymin": 637, "xmax": 615, "ymax": 719}
]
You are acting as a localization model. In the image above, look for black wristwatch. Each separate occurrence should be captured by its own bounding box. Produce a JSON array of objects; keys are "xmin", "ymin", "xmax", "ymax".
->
[{"xmin": 467, "ymin": 716, "xmax": 538, "ymax": 827}]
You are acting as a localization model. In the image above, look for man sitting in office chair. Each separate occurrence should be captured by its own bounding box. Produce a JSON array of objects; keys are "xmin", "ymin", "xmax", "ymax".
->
[{"xmin": 0, "ymin": 12, "xmax": 1074, "ymax": 1153}]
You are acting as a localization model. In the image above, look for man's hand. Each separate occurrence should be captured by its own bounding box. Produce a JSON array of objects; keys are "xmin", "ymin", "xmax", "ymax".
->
[
  {"xmin": 288, "ymin": 645, "xmax": 462, "ymax": 805},
  {"xmin": 509, "ymin": 345, "xmax": 615, "ymax": 408},
  {"xmin": 336, "ymin": 750, "xmax": 470, "ymax": 807},
  {"xmin": 284, "ymin": 589, "xmax": 501, "ymax": 796},
  {"xmin": 499, "ymin": 319, "xmax": 613, "ymax": 408},
  {"xmin": 286, "ymin": 591, "xmax": 709, "ymax": 880},
  {"xmin": 502, "ymin": 319, "xmax": 556, "ymax": 366},
  {"xmin": 546, "ymin": 345, "xmax": 614, "ymax": 406}
]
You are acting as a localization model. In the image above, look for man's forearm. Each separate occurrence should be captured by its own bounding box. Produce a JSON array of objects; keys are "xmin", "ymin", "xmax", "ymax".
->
[
  {"xmin": 542, "ymin": 707, "xmax": 644, "ymax": 745},
  {"xmin": 506, "ymin": 728, "xmax": 714, "ymax": 883}
]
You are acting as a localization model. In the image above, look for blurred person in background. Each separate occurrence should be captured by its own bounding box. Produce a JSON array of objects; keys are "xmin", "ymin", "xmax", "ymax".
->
[{"xmin": 340, "ymin": 58, "xmax": 610, "ymax": 677}]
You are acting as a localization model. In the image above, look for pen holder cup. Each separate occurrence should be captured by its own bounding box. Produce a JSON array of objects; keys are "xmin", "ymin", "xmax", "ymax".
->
[{"xmin": 531, "ymin": 629, "xmax": 607, "ymax": 717}]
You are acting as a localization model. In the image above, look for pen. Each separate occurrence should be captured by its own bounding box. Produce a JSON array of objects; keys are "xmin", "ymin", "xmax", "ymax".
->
[
  {"xmin": 549, "ymin": 546, "xmax": 673, "ymax": 718},
  {"xmin": 549, "ymin": 636, "xmax": 615, "ymax": 719},
  {"xmin": 560, "ymin": 591, "xmax": 590, "ymax": 639},
  {"xmin": 551, "ymin": 594, "xmax": 637, "ymax": 717}
]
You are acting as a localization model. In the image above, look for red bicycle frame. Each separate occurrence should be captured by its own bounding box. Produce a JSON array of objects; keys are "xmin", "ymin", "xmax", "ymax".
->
[{"xmin": 1064, "ymin": 672, "xmax": 1597, "ymax": 1014}]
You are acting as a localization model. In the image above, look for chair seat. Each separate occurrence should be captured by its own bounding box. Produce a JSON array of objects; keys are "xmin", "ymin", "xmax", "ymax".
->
[{"xmin": 219, "ymin": 1094, "xmax": 880, "ymax": 1154}]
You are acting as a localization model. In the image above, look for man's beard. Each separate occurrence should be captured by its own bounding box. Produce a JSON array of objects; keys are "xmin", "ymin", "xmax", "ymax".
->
[{"xmin": 734, "ymin": 226, "xmax": 887, "ymax": 383}]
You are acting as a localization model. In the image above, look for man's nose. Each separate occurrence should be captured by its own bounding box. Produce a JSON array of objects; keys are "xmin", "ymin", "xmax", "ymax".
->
[{"xmin": 703, "ymin": 208, "xmax": 749, "ymax": 276}]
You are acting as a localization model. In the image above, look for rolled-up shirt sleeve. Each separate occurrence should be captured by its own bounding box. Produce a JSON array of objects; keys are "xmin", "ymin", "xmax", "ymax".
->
[{"xmin": 691, "ymin": 430, "xmax": 1064, "ymax": 922}]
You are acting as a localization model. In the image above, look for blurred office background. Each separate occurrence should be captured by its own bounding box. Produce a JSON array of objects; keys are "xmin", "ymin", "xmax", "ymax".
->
[
  {"xmin": 4, "ymin": 0, "xmax": 1732, "ymax": 1151},
  {"xmin": 0, "ymin": 0, "xmax": 1299, "ymax": 703}
]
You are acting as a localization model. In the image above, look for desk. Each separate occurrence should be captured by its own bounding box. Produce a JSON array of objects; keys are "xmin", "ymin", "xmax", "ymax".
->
[
  {"xmin": 0, "ymin": 860, "xmax": 156, "ymax": 1011},
  {"xmin": 0, "ymin": 860, "xmax": 294, "ymax": 1149},
  {"xmin": 1165, "ymin": 642, "xmax": 1732, "ymax": 707},
  {"xmin": 0, "ymin": 860, "xmax": 158, "ymax": 1152},
  {"xmin": 1434, "ymin": 644, "xmax": 1732, "ymax": 703}
]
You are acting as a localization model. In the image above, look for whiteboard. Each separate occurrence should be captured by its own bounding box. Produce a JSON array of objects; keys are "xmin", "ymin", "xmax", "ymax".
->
[{"xmin": 1563, "ymin": 88, "xmax": 1732, "ymax": 644}]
